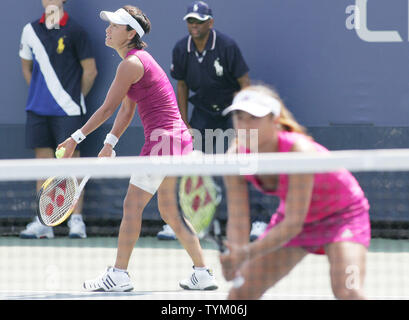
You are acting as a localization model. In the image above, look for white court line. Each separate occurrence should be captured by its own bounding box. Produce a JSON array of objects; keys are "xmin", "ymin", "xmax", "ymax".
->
[
  {"xmin": 1, "ymin": 290, "xmax": 408, "ymax": 300},
  {"xmin": 0, "ymin": 290, "xmax": 227, "ymax": 300}
]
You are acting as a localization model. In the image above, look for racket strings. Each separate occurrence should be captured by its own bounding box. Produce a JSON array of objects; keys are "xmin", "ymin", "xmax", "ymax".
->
[
  {"xmin": 178, "ymin": 176, "xmax": 221, "ymax": 236},
  {"xmin": 38, "ymin": 177, "xmax": 77, "ymax": 225}
]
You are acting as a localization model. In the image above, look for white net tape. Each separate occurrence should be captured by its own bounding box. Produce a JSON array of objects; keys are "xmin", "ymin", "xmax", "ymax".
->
[{"xmin": 1, "ymin": 149, "xmax": 409, "ymax": 181}]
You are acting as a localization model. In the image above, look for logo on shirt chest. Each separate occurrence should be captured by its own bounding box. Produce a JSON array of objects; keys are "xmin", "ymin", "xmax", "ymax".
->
[
  {"xmin": 56, "ymin": 37, "xmax": 65, "ymax": 54},
  {"xmin": 214, "ymin": 58, "xmax": 223, "ymax": 77}
]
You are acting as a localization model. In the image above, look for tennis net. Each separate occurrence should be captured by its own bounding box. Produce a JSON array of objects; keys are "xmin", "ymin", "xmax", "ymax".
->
[{"xmin": 0, "ymin": 149, "xmax": 408, "ymax": 299}]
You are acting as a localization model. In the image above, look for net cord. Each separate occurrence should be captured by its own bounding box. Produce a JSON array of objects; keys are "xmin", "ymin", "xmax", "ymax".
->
[{"xmin": 1, "ymin": 149, "xmax": 409, "ymax": 181}]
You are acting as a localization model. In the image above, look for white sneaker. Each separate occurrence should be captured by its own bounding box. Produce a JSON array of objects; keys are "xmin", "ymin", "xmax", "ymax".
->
[
  {"xmin": 68, "ymin": 214, "xmax": 87, "ymax": 239},
  {"xmin": 179, "ymin": 266, "xmax": 218, "ymax": 290},
  {"xmin": 83, "ymin": 267, "xmax": 134, "ymax": 292},
  {"xmin": 249, "ymin": 221, "xmax": 268, "ymax": 242},
  {"xmin": 157, "ymin": 224, "xmax": 177, "ymax": 240},
  {"xmin": 20, "ymin": 217, "xmax": 54, "ymax": 239}
]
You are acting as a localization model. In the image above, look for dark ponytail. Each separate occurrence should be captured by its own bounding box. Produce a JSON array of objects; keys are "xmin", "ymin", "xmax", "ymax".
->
[{"xmin": 123, "ymin": 5, "xmax": 151, "ymax": 49}]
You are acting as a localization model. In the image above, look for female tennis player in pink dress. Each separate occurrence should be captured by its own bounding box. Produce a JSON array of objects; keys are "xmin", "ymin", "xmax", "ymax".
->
[
  {"xmin": 220, "ymin": 85, "xmax": 371, "ymax": 300},
  {"xmin": 58, "ymin": 6, "xmax": 217, "ymax": 292}
]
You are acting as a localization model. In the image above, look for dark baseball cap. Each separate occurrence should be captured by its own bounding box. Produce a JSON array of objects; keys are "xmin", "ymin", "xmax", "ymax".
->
[{"xmin": 183, "ymin": 1, "xmax": 213, "ymax": 21}]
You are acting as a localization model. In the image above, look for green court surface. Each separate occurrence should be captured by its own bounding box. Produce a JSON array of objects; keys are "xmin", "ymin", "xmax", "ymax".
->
[{"xmin": 0, "ymin": 237, "xmax": 408, "ymax": 300}]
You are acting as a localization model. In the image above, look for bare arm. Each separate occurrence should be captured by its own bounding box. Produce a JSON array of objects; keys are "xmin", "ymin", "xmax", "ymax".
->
[
  {"xmin": 222, "ymin": 172, "xmax": 313, "ymax": 281},
  {"xmin": 237, "ymin": 73, "xmax": 250, "ymax": 90},
  {"xmin": 220, "ymin": 174, "xmax": 251, "ymax": 281},
  {"xmin": 221, "ymin": 138, "xmax": 316, "ymax": 280},
  {"xmin": 80, "ymin": 56, "xmax": 142, "ymax": 137},
  {"xmin": 58, "ymin": 56, "xmax": 143, "ymax": 157},
  {"xmin": 245, "ymin": 139, "xmax": 315, "ymax": 260},
  {"xmin": 80, "ymin": 58, "xmax": 98, "ymax": 97},
  {"xmin": 21, "ymin": 58, "xmax": 33, "ymax": 85},
  {"xmin": 98, "ymin": 95, "xmax": 137, "ymax": 157},
  {"xmin": 223, "ymin": 141, "xmax": 251, "ymax": 245},
  {"xmin": 246, "ymin": 173, "xmax": 314, "ymax": 258},
  {"xmin": 224, "ymin": 174, "xmax": 251, "ymax": 246},
  {"xmin": 177, "ymin": 80, "xmax": 190, "ymax": 128},
  {"xmin": 109, "ymin": 96, "xmax": 137, "ymax": 139},
  {"xmin": 219, "ymin": 143, "xmax": 251, "ymax": 280}
]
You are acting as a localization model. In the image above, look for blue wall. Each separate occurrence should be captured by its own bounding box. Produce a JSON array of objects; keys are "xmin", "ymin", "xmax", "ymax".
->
[
  {"xmin": 3, "ymin": 0, "xmax": 409, "ymax": 127},
  {"xmin": 1, "ymin": 1, "xmax": 409, "ymax": 229}
]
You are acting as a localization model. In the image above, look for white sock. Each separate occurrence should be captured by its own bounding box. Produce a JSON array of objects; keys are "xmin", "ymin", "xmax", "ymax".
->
[
  {"xmin": 113, "ymin": 267, "xmax": 127, "ymax": 273},
  {"xmin": 194, "ymin": 266, "xmax": 208, "ymax": 271}
]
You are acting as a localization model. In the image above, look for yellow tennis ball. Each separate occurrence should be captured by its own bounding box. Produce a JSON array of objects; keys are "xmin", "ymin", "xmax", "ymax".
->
[{"xmin": 55, "ymin": 147, "xmax": 66, "ymax": 159}]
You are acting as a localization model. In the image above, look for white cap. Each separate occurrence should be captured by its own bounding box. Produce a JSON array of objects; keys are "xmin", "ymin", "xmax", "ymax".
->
[
  {"xmin": 222, "ymin": 90, "xmax": 282, "ymax": 117},
  {"xmin": 100, "ymin": 8, "xmax": 145, "ymax": 38}
]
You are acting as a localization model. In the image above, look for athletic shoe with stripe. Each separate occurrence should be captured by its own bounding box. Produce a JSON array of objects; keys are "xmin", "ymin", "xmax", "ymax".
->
[
  {"xmin": 68, "ymin": 214, "xmax": 87, "ymax": 239},
  {"xmin": 20, "ymin": 217, "xmax": 54, "ymax": 239},
  {"xmin": 179, "ymin": 266, "xmax": 218, "ymax": 290},
  {"xmin": 83, "ymin": 267, "xmax": 134, "ymax": 292}
]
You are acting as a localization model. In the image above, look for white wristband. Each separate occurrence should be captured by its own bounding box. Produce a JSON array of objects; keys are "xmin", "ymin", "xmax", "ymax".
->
[
  {"xmin": 71, "ymin": 129, "xmax": 86, "ymax": 144},
  {"xmin": 104, "ymin": 133, "xmax": 119, "ymax": 148}
]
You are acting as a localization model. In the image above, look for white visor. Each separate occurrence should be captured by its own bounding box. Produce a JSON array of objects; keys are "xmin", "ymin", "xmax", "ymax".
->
[
  {"xmin": 222, "ymin": 90, "xmax": 282, "ymax": 118},
  {"xmin": 100, "ymin": 8, "xmax": 145, "ymax": 38}
]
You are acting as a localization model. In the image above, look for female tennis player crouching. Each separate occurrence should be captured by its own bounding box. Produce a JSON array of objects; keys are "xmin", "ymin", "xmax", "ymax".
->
[
  {"xmin": 58, "ymin": 6, "xmax": 217, "ymax": 292},
  {"xmin": 220, "ymin": 85, "xmax": 371, "ymax": 300}
]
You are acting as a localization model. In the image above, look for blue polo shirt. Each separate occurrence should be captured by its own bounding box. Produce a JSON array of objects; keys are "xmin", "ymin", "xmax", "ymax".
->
[
  {"xmin": 171, "ymin": 29, "xmax": 249, "ymax": 120},
  {"xmin": 19, "ymin": 12, "xmax": 94, "ymax": 116}
]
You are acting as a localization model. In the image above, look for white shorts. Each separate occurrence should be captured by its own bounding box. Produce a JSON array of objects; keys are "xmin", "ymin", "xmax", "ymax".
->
[{"xmin": 129, "ymin": 173, "xmax": 165, "ymax": 194}]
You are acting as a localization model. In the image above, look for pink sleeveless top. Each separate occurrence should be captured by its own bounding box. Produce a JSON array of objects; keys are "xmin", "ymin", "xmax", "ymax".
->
[
  {"xmin": 243, "ymin": 131, "xmax": 370, "ymax": 223},
  {"xmin": 125, "ymin": 49, "xmax": 192, "ymax": 156}
]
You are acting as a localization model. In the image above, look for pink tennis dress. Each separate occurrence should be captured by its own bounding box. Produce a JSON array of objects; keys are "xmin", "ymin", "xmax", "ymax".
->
[
  {"xmin": 125, "ymin": 48, "xmax": 193, "ymax": 156},
  {"xmin": 245, "ymin": 131, "xmax": 371, "ymax": 254}
]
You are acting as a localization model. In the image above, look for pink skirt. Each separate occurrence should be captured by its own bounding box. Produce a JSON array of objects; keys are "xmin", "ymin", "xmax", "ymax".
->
[
  {"xmin": 140, "ymin": 128, "xmax": 193, "ymax": 156},
  {"xmin": 259, "ymin": 209, "xmax": 371, "ymax": 255}
]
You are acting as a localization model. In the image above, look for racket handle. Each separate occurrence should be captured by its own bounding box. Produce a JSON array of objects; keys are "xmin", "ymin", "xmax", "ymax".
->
[{"xmin": 77, "ymin": 175, "xmax": 91, "ymax": 191}]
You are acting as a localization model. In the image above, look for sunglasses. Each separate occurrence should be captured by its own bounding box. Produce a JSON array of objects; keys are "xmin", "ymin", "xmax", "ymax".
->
[{"xmin": 186, "ymin": 18, "xmax": 208, "ymax": 25}]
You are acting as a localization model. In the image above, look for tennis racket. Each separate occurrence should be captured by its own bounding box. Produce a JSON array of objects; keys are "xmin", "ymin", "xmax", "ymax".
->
[
  {"xmin": 37, "ymin": 175, "xmax": 90, "ymax": 227},
  {"xmin": 37, "ymin": 149, "xmax": 115, "ymax": 227},
  {"xmin": 178, "ymin": 175, "xmax": 245, "ymax": 288}
]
